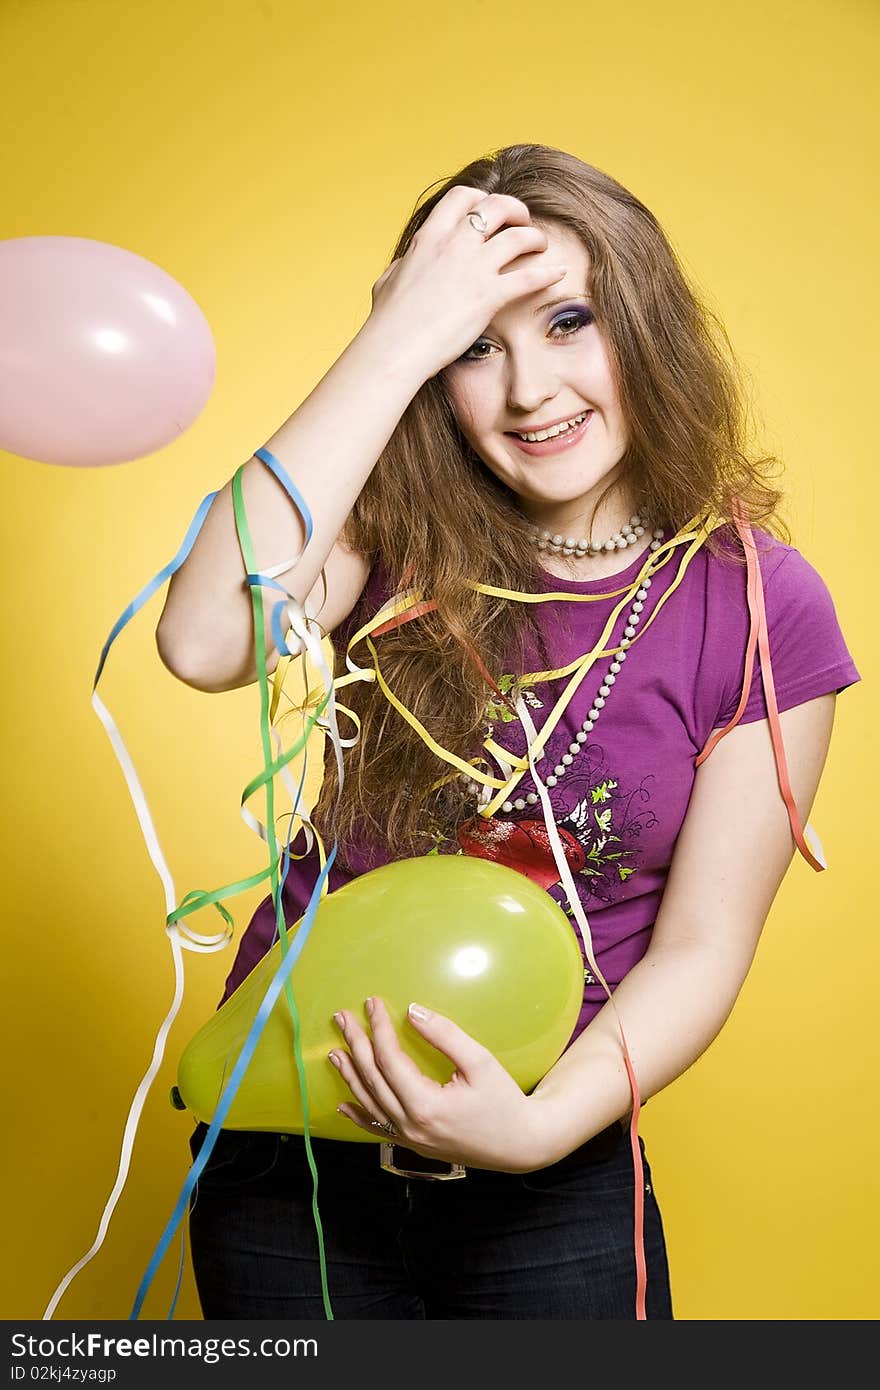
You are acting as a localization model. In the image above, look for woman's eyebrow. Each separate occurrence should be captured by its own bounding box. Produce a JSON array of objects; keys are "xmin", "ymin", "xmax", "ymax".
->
[
  {"xmin": 484, "ymin": 293, "xmax": 591, "ymax": 332},
  {"xmin": 530, "ymin": 292, "xmax": 591, "ymax": 316}
]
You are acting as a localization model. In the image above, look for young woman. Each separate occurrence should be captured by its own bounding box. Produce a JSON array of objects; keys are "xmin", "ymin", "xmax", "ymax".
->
[{"xmin": 157, "ymin": 144, "xmax": 860, "ymax": 1320}]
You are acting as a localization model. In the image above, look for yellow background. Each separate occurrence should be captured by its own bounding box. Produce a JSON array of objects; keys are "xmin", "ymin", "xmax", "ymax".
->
[{"xmin": 1, "ymin": 0, "xmax": 876, "ymax": 1321}]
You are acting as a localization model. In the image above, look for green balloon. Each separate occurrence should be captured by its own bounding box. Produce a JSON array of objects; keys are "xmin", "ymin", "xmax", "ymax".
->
[{"xmin": 176, "ymin": 854, "xmax": 583, "ymax": 1142}]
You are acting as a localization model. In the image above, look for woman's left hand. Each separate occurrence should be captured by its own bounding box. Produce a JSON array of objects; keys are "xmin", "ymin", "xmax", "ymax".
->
[{"xmin": 328, "ymin": 996, "xmax": 553, "ymax": 1173}]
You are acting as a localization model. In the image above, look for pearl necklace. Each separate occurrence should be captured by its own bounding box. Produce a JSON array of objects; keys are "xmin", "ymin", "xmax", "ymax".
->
[
  {"xmin": 528, "ymin": 508, "xmax": 652, "ymax": 559},
  {"xmin": 461, "ymin": 523, "xmax": 667, "ymax": 811}
]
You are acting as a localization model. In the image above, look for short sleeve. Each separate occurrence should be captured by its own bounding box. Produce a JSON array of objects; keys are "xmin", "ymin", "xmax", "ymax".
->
[
  {"xmin": 715, "ymin": 547, "xmax": 861, "ymax": 727},
  {"xmin": 329, "ymin": 555, "xmax": 394, "ymax": 661}
]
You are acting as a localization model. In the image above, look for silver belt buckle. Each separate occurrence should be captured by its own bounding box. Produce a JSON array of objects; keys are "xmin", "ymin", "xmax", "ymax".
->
[{"xmin": 379, "ymin": 1142, "xmax": 467, "ymax": 1181}]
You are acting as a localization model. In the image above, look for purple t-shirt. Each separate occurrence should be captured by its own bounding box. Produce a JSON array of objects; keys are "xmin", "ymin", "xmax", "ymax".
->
[{"xmin": 220, "ymin": 525, "xmax": 861, "ymax": 1044}]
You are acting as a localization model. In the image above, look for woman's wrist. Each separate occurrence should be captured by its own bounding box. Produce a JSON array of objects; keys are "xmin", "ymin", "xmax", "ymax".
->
[{"xmin": 355, "ymin": 312, "xmax": 440, "ymax": 392}]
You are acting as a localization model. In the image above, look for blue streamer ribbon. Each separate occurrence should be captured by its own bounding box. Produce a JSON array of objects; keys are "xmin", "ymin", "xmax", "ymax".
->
[{"xmin": 129, "ymin": 841, "xmax": 337, "ymax": 1319}]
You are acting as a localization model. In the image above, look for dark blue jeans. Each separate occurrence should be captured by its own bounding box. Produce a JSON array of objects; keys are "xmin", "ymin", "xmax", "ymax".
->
[{"xmin": 187, "ymin": 1120, "xmax": 673, "ymax": 1320}]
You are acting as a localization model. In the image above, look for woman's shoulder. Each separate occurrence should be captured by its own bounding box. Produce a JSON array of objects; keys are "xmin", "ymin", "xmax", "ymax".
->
[
  {"xmin": 703, "ymin": 520, "xmax": 797, "ymax": 583},
  {"xmin": 330, "ymin": 552, "xmax": 407, "ymax": 652},
  {"xmin": 700, "ymin": 521, "xmax": 861, "ymax": 726},
  {"xmin": 704, "ymin": 521, "xmax": 844, "ymax": 612},
  {"xmin": 358, "ymin": 553, "xmax": 412, "ymax": 616}
]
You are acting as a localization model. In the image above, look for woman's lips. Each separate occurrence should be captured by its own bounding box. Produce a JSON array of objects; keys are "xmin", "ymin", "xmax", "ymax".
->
[{"xmin": 506, "ymin": 410, "xmax": 594, "ymax": 456}]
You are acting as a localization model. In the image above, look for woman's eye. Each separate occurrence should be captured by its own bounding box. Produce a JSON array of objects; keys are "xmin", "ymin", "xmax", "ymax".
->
[
  {"xmin": 459, "ymin": 308, "xmax": 594, "ymax": 362},
  {"xmin": 553, "ymin": 310, "xmax": 594, "ymax": 335}
]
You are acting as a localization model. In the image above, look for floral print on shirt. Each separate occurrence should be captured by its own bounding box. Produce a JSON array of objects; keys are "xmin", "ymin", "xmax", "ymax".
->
[
  {"xmin": 456, "ymin": 757, "xmax": 657, "ymax": 908},
  {"xmin": 430, "ymin": 673, "xmax": 659, "ymax": 924}
]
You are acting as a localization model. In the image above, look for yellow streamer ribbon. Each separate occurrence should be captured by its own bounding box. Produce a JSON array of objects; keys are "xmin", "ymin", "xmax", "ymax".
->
[{"xmin": 268, "ymin": 509, "xmax": 728, "ymax": 819}]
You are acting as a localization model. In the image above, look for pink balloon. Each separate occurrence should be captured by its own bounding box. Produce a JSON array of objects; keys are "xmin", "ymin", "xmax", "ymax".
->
[{"xmin": 0, "ymin": 236, "xmax": 216, "ymax": 467}]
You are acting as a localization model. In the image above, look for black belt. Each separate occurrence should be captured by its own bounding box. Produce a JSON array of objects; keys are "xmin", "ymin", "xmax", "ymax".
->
[{"xmin": 379, "ymin": 1116, "xmax": 628, "ymax": 1182}]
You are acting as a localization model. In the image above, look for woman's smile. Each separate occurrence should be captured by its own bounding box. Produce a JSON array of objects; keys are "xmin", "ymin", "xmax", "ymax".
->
[{"xmin": 505, "ymin": 409, "xmax": 594, "ymax": 457}]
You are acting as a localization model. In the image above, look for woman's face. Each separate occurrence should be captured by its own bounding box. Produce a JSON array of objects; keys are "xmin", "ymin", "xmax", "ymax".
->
[{"xmin": 440, "ymin": 223, "xmax": 630, "ymax": 526}]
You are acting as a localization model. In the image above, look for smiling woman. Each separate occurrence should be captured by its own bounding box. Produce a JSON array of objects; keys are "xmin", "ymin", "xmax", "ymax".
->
[
  {"xmin": 440, "ymin": 238, "xmax": 633, "ymax": 535},
  {"xmin": 160, "ymin": 143, "xmax": 860, "ymax": 1322}
]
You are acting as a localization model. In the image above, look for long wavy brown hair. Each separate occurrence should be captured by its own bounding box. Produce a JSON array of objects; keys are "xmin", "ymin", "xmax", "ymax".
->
[{"xmin": 306, "ymin": 143, "xmax": 790, "ymax": 868}]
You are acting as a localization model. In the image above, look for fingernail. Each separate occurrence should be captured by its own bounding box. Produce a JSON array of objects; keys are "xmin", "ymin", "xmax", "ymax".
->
[
  {"xmin": 328, "ymin": 1051, "xmax": 341, "ymax": 1068},
  {"xmin": 408, "ymin": 1002, "xmax": 430, "ymax": 1021},
  {"xmin": 365, "ymin": 997, "xmax": 374, "ymax": 1017},
  {"xmin": 333, "ymin": 1012, "xmax": 345, "ymax": 1030}
]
